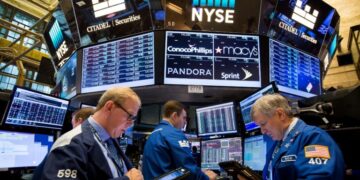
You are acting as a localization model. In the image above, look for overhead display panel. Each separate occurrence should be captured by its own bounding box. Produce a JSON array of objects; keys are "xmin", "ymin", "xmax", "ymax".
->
[
  {"xmin": 267, "ymin": 0, "xmax": 337, "ymax": 57},
  {"xmin": 165, "ymin": 0, "xmax": 261, "ymax": 34},
  {"xmin": 81, "ymin": 32, "xmax": 154, "ymax": 93},
  {"xmin": 43, "ymin": 6, "xmax": 76, "ymax": 69},
  {"xmin": 269, "ymin": 39, "xmax": 321, "ymax": 98},
  {"xmin": 164, "ymin": 31, "xmax": 261, "ymax": 87},
  {"xmin": 72, "ymin": 0, "xmax": 153, "ymax": 46},
  {"xmin": 54, "ymin": 52, "xmax": 77, "ymax": 99}
]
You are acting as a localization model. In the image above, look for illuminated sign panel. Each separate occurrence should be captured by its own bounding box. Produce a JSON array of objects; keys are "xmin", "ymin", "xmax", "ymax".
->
[
  {"xmin": 164, "ymin": 31, "xmax": 261, "ymax": 87},
  {"xmin": 92, "ymin": 0, "xmax": 126, "ymax": 18},
  {"xmin": 267, "ymin": 0, "xmax": 336, "ymax": 57},
  {"xmin": 43, "ymin": 6, "xmax": 76, "ymax": 69},
  {"xmin": 165, "ymin": 0, "xmax": 261, "ymax": 34},
  {"xmin": 191, "ymin": 0, "xmax": 235, "ymax": 24},
  {"xmin": 72, "ymin": 0, "xmax": 153, "ymax": 46}
]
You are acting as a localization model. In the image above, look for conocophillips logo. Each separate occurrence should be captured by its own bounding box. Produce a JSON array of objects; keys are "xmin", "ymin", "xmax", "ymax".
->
[
  {"xmin": 291, "ymin": 0, "xmax": 318, "ymax": 29},
  {"xmin": 49, "ymin": 20, "xmax": 64, "ymax": 49},
  {"xmin": 167, "ymin": 44, "xmax": 212, "ymax": 55},
  {"xmin": 92, "ymin": 0, "xmax": 126, "ymax": 18},
  {"xmin": 192, "ymin": 0, "xmax": 235, "ymax": 24}
]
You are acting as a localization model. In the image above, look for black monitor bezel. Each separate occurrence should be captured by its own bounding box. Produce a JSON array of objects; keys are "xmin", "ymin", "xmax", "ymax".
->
[
  {"xmin": 200, "ymin": 136, "xmax": 243, "ymax": 170},
  {"xmin": 1, "ymin": 86, "xmax": 70, "ymax": 131},
  {"xmin": 195, "ymin": 101, "xmax": 239, "ymax": 137},
  {"xmin": 238, "ymin": 81, "xmax": 278, "ymax": 132}
]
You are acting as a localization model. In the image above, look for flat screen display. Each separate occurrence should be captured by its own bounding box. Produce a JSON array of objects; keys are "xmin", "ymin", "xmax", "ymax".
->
[
  {"xmin": 269, "ymin": 39, "xmax": 321, "ymax": 98},
  {"xmin": 0, "ymin": 130, "xmax": 54, "ymax": 169},
  {"xmin": 3, "ymin": 87, "xmax": 69, "ymax": 130},
  {"xmin": 55, "ymin": 52, "xmax": 77, "ymax": 99},
  {"xmin": 201, "ymin": 137, "xmax": 242, "ymax": 170},
  {"xmin": 81, "ymin": 32, "xmax": 154, "ymax": 93},
  {"xmin": 267, "ymin": 0, "xmax": 337, "ymax": 57},
  {"xmin": 43, "ymin": 5, "xmax": 76, "ymax": 68},
  {"xmin": 164, "ymin": 31, "xmax": 261, "ymax": 87},
  {"xmin": 196, "ymin": 102, "xmax": 237, "ymax": 137},
  {"xmin": 72, "ymin": 0, "xmax": 153, "ymax": 46},
  {"xmin": 244, "ymin": 135, "xmax": 267, "ymax": 171},
  {"xmin": 165, "ymin": 0, "xmax": 261, "ymax": 34},
  {"xmin": 239, "ymin": 83, "xmax": 277, "ymax": 131}
]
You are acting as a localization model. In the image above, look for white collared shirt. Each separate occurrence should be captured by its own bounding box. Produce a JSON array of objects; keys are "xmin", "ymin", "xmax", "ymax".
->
[{"xmin": 283, "ymin": 117, "xmax": 298, "ymax": 141}]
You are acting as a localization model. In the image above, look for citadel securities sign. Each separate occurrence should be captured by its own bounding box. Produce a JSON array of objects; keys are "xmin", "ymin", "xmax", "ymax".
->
[
  {"xmin": 72, "ymin": 0, "xmax": 153, "ymax": 46},
  {"xmin": 268, "ymin": 0, "xmax": 337, "ymax": 57},
  {"xmin": 164, "ymin": 31, "xmax": 261, "ymax": 88}
]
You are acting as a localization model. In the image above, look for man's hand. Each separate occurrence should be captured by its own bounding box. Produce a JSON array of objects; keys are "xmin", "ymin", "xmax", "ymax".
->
[
  {"xmin": 204, "ymin": 169, "xmax": 218, "ymax": 180},
  {"xmin": 125, "ymin": 168, "xmax": 143, "ymax": 180}
]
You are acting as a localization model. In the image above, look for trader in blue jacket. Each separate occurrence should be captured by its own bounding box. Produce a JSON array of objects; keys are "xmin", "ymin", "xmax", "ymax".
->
[
  {"xmin": 251, "ymin": 94, "xmax": 345, "ymax": 180},
  {"xmin": 142, "ymin": 100, "xmax": 217, "ymax": 180}
]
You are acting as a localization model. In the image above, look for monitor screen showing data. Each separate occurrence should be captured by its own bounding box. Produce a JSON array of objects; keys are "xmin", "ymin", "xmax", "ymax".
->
[
  {"xmin": 196, "ymin": 102, "xmax": 237, "ymax": 137},
  {"xmin": 0, "ymin": 130, "xmax": 54, "ymax": 169},
  {"xmin": 244, "ymin": 135, "xmax": 267, "ymax": 171},
  {"xmin": 55, "ymin": 52, "xmax": 77, "ymax": 99},
  {"xmin": 3, "ymin": 87, "xmax": 69, "ymax": 130},
  {"xmin": 269, "ymin": 39, "xmax": 321, "ymax": 98},
  {"xmin": 239, "ymin": 83, "xmax": 277, "ymax": 131},
  {"xmin": 201, "ymin": 137, "xmax": 242, "ymax": 170},
  {"xmin": 81, "ymin": 32, "xmax": 154, "ymax": 93},
  {"xmin": 164, "ymin": 31, "xmax": 261, "ymax": 87}
]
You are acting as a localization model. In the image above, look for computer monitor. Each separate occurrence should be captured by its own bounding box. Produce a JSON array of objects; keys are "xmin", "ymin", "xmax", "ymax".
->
[
  {"xmin": 164, "ymin": 31, "xmax": 261, "ymax": 88},
  {"xmin": 269, "ymin": 39, "xmax": 322, "ymax": 98},
  {"xmin": 196, "ymin": 102, "xmax": 238, "ymax": 137},
  {"xmin": 239, "ymin": 82, "xmax": 278, "ymax": 131},
  {"xmin": 55, "ymin": 52, "xmax": 77, "ymax": 99},
  {"xmin": 0, "ymin": 130, "xmax": 54, "ymax": 169},
  {"xmin": 2, "ymin": 87, "xmax": 69, "ymax": 130},
  {"xmin": 201, "ymin": 137, "xmax": 242, "ymax": 170},
  {"xmin": 81, "ymin": 32, "xmax": 155, "ymax": 93},
  {"xmin": 244, "ymin": 135, "xmax": 267, "ymax": 171}
]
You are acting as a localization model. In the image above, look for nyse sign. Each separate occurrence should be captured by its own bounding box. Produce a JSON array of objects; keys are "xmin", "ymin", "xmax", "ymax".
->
[
  {"xmin": 191, "ymin": 0, "xmax": 235, "ymax": 24},
  {"xmin": 192, "ymin": 8, "xmax": 234, "ymax": 24},
  {"xmin": 56, "ymin": 41, "xmax": 69, "ymax": 61}
]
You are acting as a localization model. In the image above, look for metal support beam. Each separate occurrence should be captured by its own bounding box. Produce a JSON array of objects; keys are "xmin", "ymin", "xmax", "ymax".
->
[
  {"xmin": 8, "ymin": 8, "xmax": 55, "ymax": 47},
  {"xmin": 0, "ymin": 40, "xmax": 43, "ymax": 72}
]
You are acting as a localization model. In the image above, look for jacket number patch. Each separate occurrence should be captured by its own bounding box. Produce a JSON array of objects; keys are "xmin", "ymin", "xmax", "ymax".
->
[
  {"xmin": 308, "ymin": 158, "xmax": 328, "ymax": 165},
  {"xmin": 57, "ymin": 169, "xmax": 77, "ymax": 178}
]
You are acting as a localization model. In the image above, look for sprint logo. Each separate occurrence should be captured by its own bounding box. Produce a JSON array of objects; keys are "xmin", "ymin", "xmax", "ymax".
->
[
  {"xmin": 242, "ymin": 68, "xmax": 252, "ymax": 80},
  {"xmin": 291, "ymin": 0, "xmax": 318, "ymax": 29},
  {"xmin": 92, "ymin": 0, "xmax": 126, "ymax": 18}
]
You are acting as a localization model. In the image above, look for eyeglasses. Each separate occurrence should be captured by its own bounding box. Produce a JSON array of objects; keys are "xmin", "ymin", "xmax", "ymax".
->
[{"xmin": 114, "ymin": 102, "xmax": 137, "ymax": 121}]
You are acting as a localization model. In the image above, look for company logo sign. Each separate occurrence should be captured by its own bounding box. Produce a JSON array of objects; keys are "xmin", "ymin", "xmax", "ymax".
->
[
  {"xmin": 92, "ymin": 0, "xmax": 126, "ymax": 18},
  {"xmin": 215, "ymin": 46, "xmax": 258, "ymax": 58},
  {"xmin": 167, "ymin": 44, "xmax": 213, "ymax": 55},
  {"xmin": 291, "ymin": 0, "xmax": 318, "ymax": 29},
  {"xmin": 49, "ymin": 20, "xmax": 69, "ymax": 61},
  {"xmin": 191, "ymin": 0, "xmax": 235, "ymax": 24}
]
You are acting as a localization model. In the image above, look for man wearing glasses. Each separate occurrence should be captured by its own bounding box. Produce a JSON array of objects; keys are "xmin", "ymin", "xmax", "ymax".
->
[
  {"xmin": 42, "ymin": 87, "xmax": 143, "ymax": 180},
  {"xmin": 251, "ymin": 94, "xmax": 344, "ymax": 180}
]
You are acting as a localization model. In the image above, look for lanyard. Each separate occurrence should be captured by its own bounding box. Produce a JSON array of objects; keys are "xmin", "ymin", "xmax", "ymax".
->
[{"xmin": 88, "ymin": 124, "xmax": 124, "ymax": 176}]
